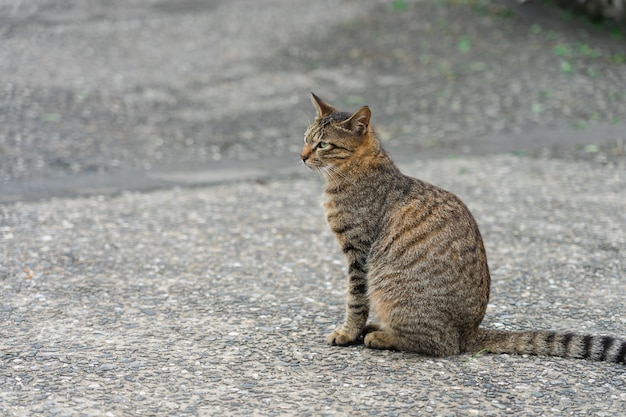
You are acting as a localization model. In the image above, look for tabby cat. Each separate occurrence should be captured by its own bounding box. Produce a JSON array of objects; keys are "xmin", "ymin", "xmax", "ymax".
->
[{"xmin": 301, "ymin": 93, "xmax": 626, "ymax": 364}]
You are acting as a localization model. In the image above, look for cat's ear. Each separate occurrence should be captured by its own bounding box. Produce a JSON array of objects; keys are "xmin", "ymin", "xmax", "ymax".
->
[
  {"xmin": 311, "ymin": 92, "xmax": 336, "ymax": 117},
  {"xmin": 339, "ymin": 106, "xmax": 371, "ymax": 136}
]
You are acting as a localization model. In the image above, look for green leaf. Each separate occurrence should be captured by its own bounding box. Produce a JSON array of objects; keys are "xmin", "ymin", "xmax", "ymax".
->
[
  {"xmin": 511, "ymin": 150, "xmax": 529, "ymax": 157},
  {"xmin": 576, "ymin": 43, "xmax": 593, "ymax": 56},
  {"xmin": 531, "ymin": 102, "xmax": 544, "ymax": 113},
  {"xmin": 553, "ymin": 44, "xmax": 570, "ymax": 57},
  {"xmin": 572, "ymin": 120, "xmax": 587, "ymax": 130},
  {"xmin": 463, "ymin": 347, "xmax": 492, "ymax": 362},
  {"xmin": 559, "ymin": 9, "xmax": 575, "ymax": 21},
  {"xmin": 610, "ymin": 26, "xmax": 624, "ymax": 40},
  {"xmin": 457, "ymin": 36, "xmax": 472, "ymax": 54},
  {"xmin": 530, "ymin": 24, "xmax": 542, "ymax": 35},
  {"xmin": 469, "ymin": 61, "xmax": 487, "ymax": 71},
  {"xmin": 75, "ymin": 91, "xmax": 89, "ymax": 102},
  {"xmin": 560, "ymin": 60, "xmax": 573, "ymax": 74},
  {"xmin": 345, "ymin": 95, "xmax": 365, "ymax": 106},
  {"xmin": 612, "ymin": 53, "xmax": 626, "ymax": 65},
  {"xmin": 392, "ymin": 0, "xmax": 407, "ymax": 11}
]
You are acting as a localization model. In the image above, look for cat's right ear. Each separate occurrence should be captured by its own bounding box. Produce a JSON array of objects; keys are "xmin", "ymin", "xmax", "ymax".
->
[
  {"xmin": 339, "ymin": 106, "xmax": 371, "ymax": 136},
  {"xmin": 311, "ymin": 93, "xmax": 336, "ymax": 117}
]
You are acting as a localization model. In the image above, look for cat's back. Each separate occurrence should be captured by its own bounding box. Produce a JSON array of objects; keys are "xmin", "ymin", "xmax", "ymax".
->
[
  {"xmin": 367, "ymin": 174, "xmax": 490, "ymax": 333},
  {"xmin": 380, "ymin": 173, "xmax": 480, "ymax": 241},
  {"xmin": 369, "ymin": 173, "xmax": 489, "ymax": 288}
]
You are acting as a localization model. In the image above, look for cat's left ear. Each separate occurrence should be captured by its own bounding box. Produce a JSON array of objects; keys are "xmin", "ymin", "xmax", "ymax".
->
[{"xmin": 340, "ymin": 106, "xmax": 371, "ymax": 136}]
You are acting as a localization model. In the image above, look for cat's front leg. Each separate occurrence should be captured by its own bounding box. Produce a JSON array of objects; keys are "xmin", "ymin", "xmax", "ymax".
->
[{"xmin": 327, "ymin": 251, "xmax": 369, "ymax": 346}]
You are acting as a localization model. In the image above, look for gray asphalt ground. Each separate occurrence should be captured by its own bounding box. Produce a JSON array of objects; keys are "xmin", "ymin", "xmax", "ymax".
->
[
  {"xmin": 1, "ymin": 157, "xmax": 625, "ymax": 416},
  {"xmin": 1, "ymin": 0, "xmax": 626, "ymax": 416}
]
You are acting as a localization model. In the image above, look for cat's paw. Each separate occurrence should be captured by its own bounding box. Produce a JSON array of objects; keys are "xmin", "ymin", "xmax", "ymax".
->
[
  {"xmin": 364, "ymin": 330, "xmax": 395, "ymax": 350},
  {"xmin": 326, "ymin": 327, "xmax": 361, "ymax": 346}
]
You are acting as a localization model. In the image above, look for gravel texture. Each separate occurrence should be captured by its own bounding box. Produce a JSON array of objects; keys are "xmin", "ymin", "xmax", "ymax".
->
[{"xmin": 1, "ymin": 155, "xmax": 625, "ymax": 416}]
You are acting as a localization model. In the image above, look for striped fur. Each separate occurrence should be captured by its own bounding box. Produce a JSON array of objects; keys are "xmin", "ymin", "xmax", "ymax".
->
[
  {"xmin": 301, "ymin": 93, "xmax": 625, "ymax": 364},
  {"xmin": 472, "ymin": 330, "xmax": 626, "ymax": 363}
]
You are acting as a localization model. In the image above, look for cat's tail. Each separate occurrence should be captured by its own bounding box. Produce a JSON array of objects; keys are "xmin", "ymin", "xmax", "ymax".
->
[{"xmin": 467, "ymin": 328, "xmax": 626, "ymax": 364}]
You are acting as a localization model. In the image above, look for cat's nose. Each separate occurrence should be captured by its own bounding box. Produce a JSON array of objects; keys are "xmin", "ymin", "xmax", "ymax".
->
[{"xmin": 300, "ymin": 150, "xmax": 310, "ymax": 162}]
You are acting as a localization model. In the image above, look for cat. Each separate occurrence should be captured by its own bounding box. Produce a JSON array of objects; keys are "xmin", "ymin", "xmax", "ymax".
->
[{"xmin": 301, "ymin": 93, "xmax": 626, "ymax": 364}]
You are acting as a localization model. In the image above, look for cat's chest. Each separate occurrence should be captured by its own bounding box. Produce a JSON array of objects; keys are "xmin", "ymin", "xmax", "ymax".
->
[
  {"xmin": 322, "ymin": 196, "xmax": 339, "ymax": 222},
  {"xmin": 323, "ymin": 192, "xmax": 380, "ymax": 231},
  {"xmin": 322, "ymin": 184, "xmax": 384, "ymax": 215},
  {"xmin": 322, "ymin": 193, "xmax": 354, "ymax": 216}
]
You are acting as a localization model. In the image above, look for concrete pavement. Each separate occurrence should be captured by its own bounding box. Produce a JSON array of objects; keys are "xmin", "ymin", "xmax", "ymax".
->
[{"xmin": 1, "ymin": 155, "xmax": 625, "ymax": 416}]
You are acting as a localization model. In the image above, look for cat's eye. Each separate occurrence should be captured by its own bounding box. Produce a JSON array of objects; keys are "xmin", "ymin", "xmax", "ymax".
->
[{"xmin": 317, "ymin": 141, "xmax": 330, "ymax": 150}]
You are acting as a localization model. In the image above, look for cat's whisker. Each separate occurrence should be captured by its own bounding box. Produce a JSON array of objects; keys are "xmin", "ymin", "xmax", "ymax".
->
[
  {"xmin": 321, "ymin": 164, "xmax": 356, "ymax": 191},
  {"xmin": 321, "ymin": 166, "xmax": 341, "ymax": 190},
  {"xmin": 296, "ymin": 110, "xmax": 311, "ymax": 128},
  {"xmin": 326, "ymin": 164, "xmax": 353, "ymax": 185},
  {"xmin": 304, "ymin": 160, "xmax": 326, "ymax": 182},
  {"xmin": 314, "ymin": 167, "xmax": 326, "ymax": 182},
  {"xmin": 325, "ymin": 169, "xmax": 342, "ymax": 190}
]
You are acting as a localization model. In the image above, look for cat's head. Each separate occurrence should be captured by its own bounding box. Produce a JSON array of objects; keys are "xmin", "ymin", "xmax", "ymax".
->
[{"xmin": 301, "ymin": 93, "xmax": 374, "ymax": 177}]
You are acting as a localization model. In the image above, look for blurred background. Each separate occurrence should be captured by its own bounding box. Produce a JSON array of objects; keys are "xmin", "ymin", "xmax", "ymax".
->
[{"xmin": 1, "ymin": 0, "xmax": 624, "ymax": 201}]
